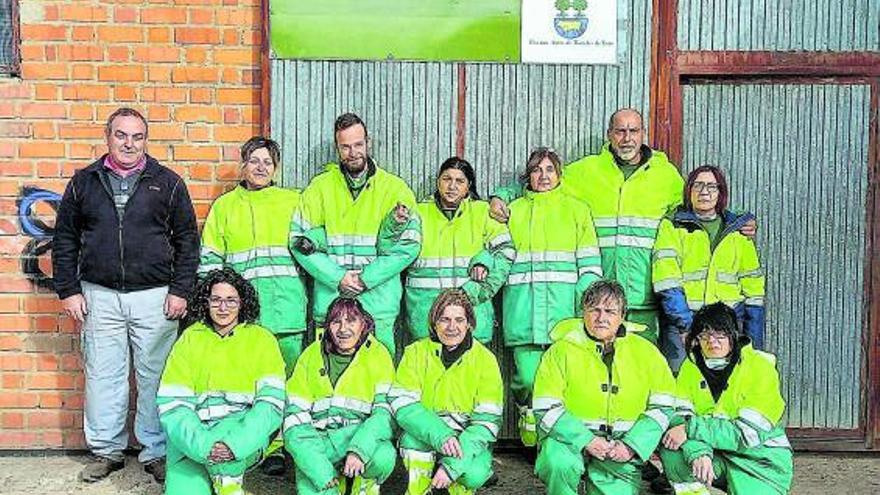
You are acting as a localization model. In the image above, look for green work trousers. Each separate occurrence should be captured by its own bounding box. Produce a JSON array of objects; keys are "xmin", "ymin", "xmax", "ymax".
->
[
  {"xmin": 535, "ymin": 437, "xmax": 642, "ymax": 495},
  {"xmin": 293, "ymin": 429, "xmax": 396, "ymax": 495},
  {"xmin": 659, "ymin": 446, "xmax": 792, "ymax": 495},
  {"xmin": 399, "ymin": 434, "xmax": 493, "ymax": 494}
]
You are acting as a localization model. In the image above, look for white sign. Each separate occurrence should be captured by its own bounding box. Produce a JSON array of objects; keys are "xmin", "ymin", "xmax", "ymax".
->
[{"xmin": 521, "ymin": 0, "xmax": 618, "ymax": 64}]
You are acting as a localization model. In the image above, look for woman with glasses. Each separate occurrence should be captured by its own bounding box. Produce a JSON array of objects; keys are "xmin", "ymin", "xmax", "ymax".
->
[
  {"xmin": 390, "ymin": 289, "xmax": 503, "ymax": 495},
  {"xmin": 652, "ymin": 165, "xmax": 765, "ymax": 372},
  {"xmin": 502, "ymin": 147, "xmax": 603, "ymax": 447},
  {"xmin": 284, "ymin": 297, "xmax": 396, "ymax": 495},
  {"xmin": 659, "ymin": 302, "xmax": 792, "ymax": 495},
  {"xmin": 157, "ymin": 268, "xmax": 287, "ymax": 495},
  {"xmin": 404, "ymin": 156, "xmax": 515, "ymax": 344}
]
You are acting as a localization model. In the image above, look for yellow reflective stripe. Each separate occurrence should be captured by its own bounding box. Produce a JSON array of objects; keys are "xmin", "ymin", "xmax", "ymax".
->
[
  {"xmin": 653, "ymin": 248, "xmax": 678, "ymax": 260},
  {"xmin": 514, "ymin": 251, "xmax": 576, "ymax": 263},
  {"xmin": 327, "ymin": 234, "xmax": 377, "ymax": 247},
  {"xmin": 242, "ymin": 265, "xmax": 299, "ymax": 279},
  {"xmin": 716, "ymin": 271, "xmax": 739, "ymax": 284},
  {"xmin": 412, "ymin": 256, "xmax": 472, "ymax": 269},
  {"xmin": 682, "ymin": 269, "xmax": 708, "ymax": 282},
  {"xmin": 654, "ymin": 278, "xmax": 683, "ymax": 292},
  {"xmin": 508, "ymin": 271, "xmax": 578, "ymax": 285},
  {"xmin": 227, "ymin": 246, "xmax": 291, "ymax": 263},
  {"xmin": 739, "ymin": 407, "xmax": 774, "ymax": 431}
]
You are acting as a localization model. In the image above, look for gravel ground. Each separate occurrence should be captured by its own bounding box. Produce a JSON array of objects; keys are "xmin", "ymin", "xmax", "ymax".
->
[{"xmin": 0, "ymin": 450, "xmax": 878, "ymax": 494}]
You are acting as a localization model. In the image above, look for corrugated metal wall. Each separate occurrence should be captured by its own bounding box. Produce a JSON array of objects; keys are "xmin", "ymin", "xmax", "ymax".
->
[
  {"xmin": 270, "ymin": 61, "xmax": 459, "ymax": 194},
  {"xmin": 677, "ymin": 0, "xmax": 880, "ymax": 51},
  {"xmin": 681, "ymin": 83, "xmax": 871, "ymax": 429}
]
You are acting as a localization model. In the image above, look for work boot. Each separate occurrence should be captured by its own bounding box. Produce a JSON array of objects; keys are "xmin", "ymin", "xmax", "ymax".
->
[
  {"xmin": 144, "ymin": 457, "xmax": 166, "ymax": 483},
  {"xmin": 260, "ymin": 451, "xmax": 287, "ymax": 476},
  {"xmin": 79, "ymin": 456, "xmax": 125, "ymax": 482}
]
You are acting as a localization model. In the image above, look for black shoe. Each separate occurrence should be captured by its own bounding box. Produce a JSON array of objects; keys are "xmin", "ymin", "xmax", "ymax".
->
[
  {"xmin": 144, "ymin": 458, "xmax": 166, "ymax": 483},
  {"xmin": 260, "ymin": 452, "xmax": 287, "ymax": 476},
  {"xmin": 79, "ymin": 456, "xmax": 125, "ymax": 482},
  {"xmin": 649, "ymin": 474, "xmax": 673, "ymax": 494},
  {"xmin": 641, "ymin": 461, "xmax": 661, "ymax": 481},
  {"xmin": 484, "ymin": 471, "xmax": 500, "ymax": 488}
]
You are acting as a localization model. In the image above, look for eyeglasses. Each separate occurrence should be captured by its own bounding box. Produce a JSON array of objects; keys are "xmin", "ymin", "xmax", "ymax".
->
[
  {"xmin": 693, "ymin": 182, "xmax": 719, "ymax": 194},
  {"xmin": 698, "ymin": 331, "xmax": 729, "ymax": 343},
  {"xmin": 209, "ymin": 297, "xmax": 240, "ymax": 309}
]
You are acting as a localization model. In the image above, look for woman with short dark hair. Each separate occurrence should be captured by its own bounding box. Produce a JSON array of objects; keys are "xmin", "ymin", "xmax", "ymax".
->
[
  {"xmin": 652, "ymin": 165, "xmax": 766, "ymax": 372},
  {"xmin": 390, "ymin": 289, "xmax": 503, "ymax": 494},
  {"xmin": 404, "ymin": 156, "xmax": 514, "ymax": 344},
  {"xmin": 284, "ymin": 297, "xmax": 396, "ymax": 495},
  {"xmin": 659, "ymin": 302, "xmax": 792, "ymax": 494},
  {"xmin": 157, "ymin": 268, "xmax": 286, "ymax": 494}
]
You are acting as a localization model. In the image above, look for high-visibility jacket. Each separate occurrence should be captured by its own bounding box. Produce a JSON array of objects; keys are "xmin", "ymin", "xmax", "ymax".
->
[
  {"xmin": 157, "ymin": 322, "xmax": 286, "ymax": 464},
  {"xmin": 671, "ymin": 345, "xmax": 792, "ymax": 490},
  {"xmin": 405, "ymin": 197, "xmax": 514, "ymax": 343},
  {"xmin": 199, "ymin": 184, "xmax": 306, "ymax": 334},
  {"xmin": 389, "ymin": 337, "xmax": 503, "ymax": 481},
  {"xmin": 653, "ymin": 209, "xmax": 765, "ymax": 345},
  {"xmin": 291, "ymin": 163, "xmax": 420, "ymax": 324},
  {"xmin": 532, "ymin": 318, "xmax": 676, "ymax": 462},
  {"xmin": 561, "ymin": 145, "xmax": 683, "ymax": 309},
  {"xmin": 502, "ymin": 186, "xmax": 602, "ymax": 346},
  {"xmin": 283, "ymin": 334, "xmax": 395, "ymax": 489}
]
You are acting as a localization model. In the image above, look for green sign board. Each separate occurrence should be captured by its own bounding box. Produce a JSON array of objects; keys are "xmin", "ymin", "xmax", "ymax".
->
[{"xmin": 270, "ymin": 0, "xmax": 521, "ymax": 62}]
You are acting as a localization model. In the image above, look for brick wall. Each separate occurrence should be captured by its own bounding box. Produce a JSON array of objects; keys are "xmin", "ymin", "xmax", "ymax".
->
[{"xmin": 0, "ymin": 0, "xmax": 263, "ymax": 449}]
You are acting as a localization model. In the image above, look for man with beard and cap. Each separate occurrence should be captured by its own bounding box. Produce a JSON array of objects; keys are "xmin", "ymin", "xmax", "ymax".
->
[{"xmin": 290, "ymin": 112, "xmax": 421, "ymax": 356}]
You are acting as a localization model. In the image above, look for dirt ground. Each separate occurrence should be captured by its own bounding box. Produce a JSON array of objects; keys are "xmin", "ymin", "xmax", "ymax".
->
[{"xmin": 0, "ymin": 451, "xmax": 878, "ymax": 494}]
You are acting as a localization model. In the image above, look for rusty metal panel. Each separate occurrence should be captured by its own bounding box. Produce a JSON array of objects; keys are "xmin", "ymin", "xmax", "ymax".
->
[
  {"xmin": 270, "ymin": 60, "xmax": 458, "ymax": 195},
  {"xmin": 682, "ymin": 83, "xmax": 870, "ymax": 429},
  {"xmin": 678, "ymin": 0, "xmax": 880, "ymax": 51}
]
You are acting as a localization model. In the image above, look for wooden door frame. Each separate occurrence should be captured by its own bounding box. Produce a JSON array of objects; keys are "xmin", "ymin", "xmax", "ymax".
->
[{"xmin": 650, "ymin": 0, "xmax": 880, "ymax": 451}]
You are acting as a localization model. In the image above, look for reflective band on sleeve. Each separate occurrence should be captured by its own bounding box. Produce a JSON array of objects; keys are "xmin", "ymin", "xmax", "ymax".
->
[
  {"xmin": 283, "ymin": 411, "xmax": 313, "ymax": 431},
  {"xmin": 198, "ymin": 263, "xmax": 223, "ymax": 273},
  {"xmin": 745, "ymin": 297, "xmax": 765, "ymax": 306},
  {"xmin": 649, "ymin": 393, "xmax": 677, "ymax": 408},
  {"xmin": 287, "ymin": 395, "xmax": 313, "ymax": 412},
  {"xmin": 644, "ymin": 408, "xmax": 670, "ymax": 431},
  {"xmin": 739, "ymin": 408, "xmax": 774, "ymax": 431},
  {"xmin": 515, "ymin": 251, "xmax": 576, "ymax": 264},
  {"xmin": 412, "ymin": 257, "xmax": 472, "ymax": 269},
  {"xmin": 716, "ymin": 272, "xmax": 739, "ymax": 284},
  {"xmin": 242, "ymin": 265, "xmax": 300, "ymax": 280},
  {"xmin": 327, "ymin": 235, "xmax": 377, "ymax": 247},
  {"xmin": 227, "ymin": 246, "xmax": 292, "ymax": 263},
  {"xmin": 764, "ymin": 436, "xmax": 792, "ymax": 448},
  {"xmin": 508, "ymin": 271, "xmax": 578, "ymax": 285},
  {"xmin": 682, "ymin": 270, "xmax": 709, "ymax": 282},
  {"xmin": 257, "ymin": 376, "xmax": 286, "ymax": 391},
  {"xmin": 472, "ymin": 420, "xmax": 500, "ymax": 437},
  {"xmin": 578, "ymin": 266, "xmax": 603, "ymax": 277},
  {"xmin": 400, "ymin": 230, "xmax": 422, "ymax": 243},
  {"xmin": 734, "ymin": 419, "xmax": 761, "ymax": 448},
  {"xmin": 532, "ymin": 397, "xmax": 563, "ymax": 411},
  {"xmin": 255, "ymin": 395, "xmax": 285, "ymax": 411},
  {"xmin": 157, "ymin": 400, "xmax": 195, "ymax": 415},
  {"xmin": 653, "ymin": 249, "xmax": 678, "ymax": 260},
  {"xmin": 576, "ymin": 247, "xmax": 601, "ymax": 258},
  {"xmin": 473, "ymin": 403, "xmax": 503, "ymax": 416},
  {"xmin": 738, "ymin": 269, "xmax": 764, "ymax": 279},
  {"xmin": 653, "ymin": 278, "xmax": 683, "ymax": 292},
  {"xmin": 539, "ymin": 406, "xmax": 565, "ymax": 431},
  {"xmin": 488, "ymin": 233, "xmax": 513, "ymax": 248}
]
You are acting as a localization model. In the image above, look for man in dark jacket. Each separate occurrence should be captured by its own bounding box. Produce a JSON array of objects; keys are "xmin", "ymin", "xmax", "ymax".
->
[{"xmin": 52, "ymin": 107, "xmax": 199, "ymax": 484}]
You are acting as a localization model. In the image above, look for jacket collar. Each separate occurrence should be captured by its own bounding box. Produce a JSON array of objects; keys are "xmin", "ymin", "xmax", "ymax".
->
[{"xmin": 672, "ymin": 208, "xmax": 755, "ymax": 238}]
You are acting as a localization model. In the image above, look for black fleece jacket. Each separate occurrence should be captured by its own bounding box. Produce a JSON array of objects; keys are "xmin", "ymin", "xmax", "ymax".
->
[{"xmin": 52, "ymin": 154, "xmax": 199, "ymax": 299}]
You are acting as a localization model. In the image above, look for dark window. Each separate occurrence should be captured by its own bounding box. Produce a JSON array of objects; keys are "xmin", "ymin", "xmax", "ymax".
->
[{"xmin": 0, "ymin": 0, "xmax": 20, "ymax": 76}]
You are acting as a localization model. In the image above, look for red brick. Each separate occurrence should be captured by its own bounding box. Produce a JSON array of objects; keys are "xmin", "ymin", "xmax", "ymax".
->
[
  {"xmin": 23, "ymin": 297, "xmax": 62, "ymax": 314},
  {"xmin": 20, "ymin": 46, "xmax": 45, "ymax": 61},
  {"xmin": 0, "ymin": 391, "xmax": 39, "ymax": 408},
  {"xmin": 142, "ymin": 7, "xmax": 187, "ymax": 24},
  {"xmin": 175, "ymin": 27, "xmax": 221, "ymax": 45},
  {"xmin": 114, "ymin": 86, "xmax": 137, "ymax": 102},
  {"xmin": 71, "ymin": 65, "xmax": 95, "ymax": 80},
  {"xmin": 20, "ymin": 142, "xmax": 65, "ymax": 158},
  {"xmin": 223, "ymin": 107, "xmax": 241, "ymax": 124},
  {"xmin": 114, "ymin": 6, "xmax": 138, "ymax": 23},
  {"xmin": 61, "ymin": 85, "xmax": 111, "ymax": 102},
  {"xmin": 44, "ymin": 4, "xmax": 59, "ymax": 21},
  {"xmin": 35, "ymin": 354, "xmax": 59, "ymax": 371},
  {"xmin": 2, "ymin": 412, "xmax": 24, "ymax": 429},
  {"xmin": 57, "ymin": 123, "xmax": 104, "ymax": 139},
  {"xmin": 0, "ymin": 84, "xmax": 31, "ymax": 99},
  {"xmin": 37, "ymin": 162, "xmax": 61, "ymax": 177},
  {"xmin": 28, "ymin": 410, "xmax": 76, "ymax": 428},
  {"xmin": 0, "ymin": 296, "xmax": 21, "ymax": 313},
  {"xmin": 242, "ymin": 29, "xmax": 261, "ymax": 46},
  {"xmin": 171, "ymin": 67, "xmax": 219, "ymax": 83},
  {"xmin": 20, "ymin": 103, "xmax": 66, "ymax": 119},
  {"xmin": 216, "ymin": 164, "xmax": 241, "ymax": 180},
  {"xmin": 153, "ymin": 87, "xmax": 187, "ymax": 103},
  {"xmin": 34, "ymin": 84, "xmax": 58, "ymax": 100},
  {"xmin": 97, "ymin": 26, "xmax": 144, "ymax": 43},
  {"xmin": 32, "ymin": 122, "xmax": 56, "ymax": 139},
  {"xmin": 222, "ymin": 28, "xmax": 239, "ymax": 45},
  {"xmin": 186, "ymin": 125, "xmax": 211, "ymax": 142},
  {"xmin": 215, "ymin": 125, "xmax": 254, "ymax": 143},
  {"xmin": 185, "ymin": 47, "xmax": 208, "ymax": 64},
  {"xmin": 190, "ymin": 88, "xmax": 212, "ymax": 103},
  {"xmin": 0, "ymin": 315, "xmax": 29, "ymax": 331},
  {"xmin": 69, "ymin": 104, "xmax": 94, "ymax": 120},
  {"xmin": 146, "ymin": 106, "xmax": 171, "ymax": 122},
  {"xmin": 148, "ymin": 123, "xmax": 185, "ymax": 141},
  {"xmin": 0, "ymin": 335, "xmax": 23, "ymax": 351},
  {"xmin": 188, "ymin": 183, "xmax": 228, "ymax": 200},
  {"xmin": 107, "ymin": 46, "xmax": 130, "ymax": 63},
  {"xmin": 217, "ymin": 8, "xmax": 257, "ymax": 26},
  {"xmin": 72, "ymin": 26, "xmax": 95, "ymax": 41},
  {"xmin": 0, "ymin": 122, "xmax": 31, "ymax": 138},
  {"xmin": 216, "ymin": 88, "xmax": 258, "ymax": 105},
  {"xmin": 0, "ymin": 142, "xmax": 15, "ymax": 158},
  {"xmin": 21, "ymin": 24, "xmax": 68, "ymax": 41},
  {"xmin": 189, "ymin": 163, "xmax": 214, "ymax": 180},
  {"xmin": 133, "ymin": 46, "xmax": 181, "ymax": 63},
  {"xmin": 148, "ymin": 27, "xmax": 172, "ymax": 43},
  {"xmin": 175, "ymin": 106, "xmax": 221, "ymax": 123},
  {"xmin": 21, "ymin": 63, "xmax": 68, "ymax": 80},
  {"xmin": 69, "ymin": 143, "xmax": 96, "ymax": 159},
  {"xmin": 174, "ymin": 145, "xmax": 220, "ymax": 161},
  {"xmin": 0, "ymin": 432, "xmax": 39, "ymax": 448},
  {"xmin": 189, "ymin": 8, "xmax": 214, "ymax": 24},
  {"xmin": 147, "ymin": 66, "xmax": 172, "ymax": 83},
  {"xmin": 59, "ymin": 5, "xmax": 108, "ymax": 22},
  {"xmin": 98, "ymin": 65, "xmax": 144, "ymax": 82},
  {"xmin": 214, "ymin": 48, "xmax": 256, "ymax": 66}
]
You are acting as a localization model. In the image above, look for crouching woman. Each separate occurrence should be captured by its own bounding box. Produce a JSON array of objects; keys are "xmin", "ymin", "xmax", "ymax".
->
[
  {"xmin": 660, "ymin": 302, "xmax": 792, "ymax": 495},
  {"xmin": 157, "ymin": 268, "xmax": 287, "ymax": 494},
  {"xmin": 284, "ymin": 297, "xmax": 397, "ymax": 494},
  {"xmin": 390, "ymin": 289, "xmax": 504, "ymax": 494}
]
